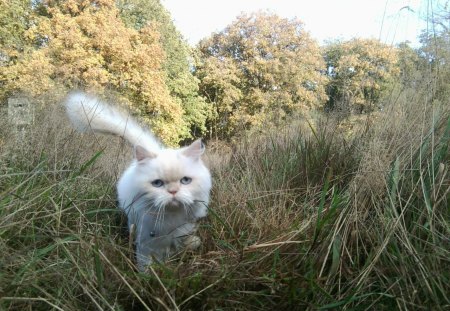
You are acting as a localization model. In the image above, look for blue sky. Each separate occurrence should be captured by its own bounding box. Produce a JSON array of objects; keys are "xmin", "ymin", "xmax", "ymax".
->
[{"xmin": 161, "ymin": 0, "xmax": 441, "ymax": 46}]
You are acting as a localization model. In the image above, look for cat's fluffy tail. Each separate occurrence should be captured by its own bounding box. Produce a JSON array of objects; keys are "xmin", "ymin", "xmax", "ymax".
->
[{"xmin": 65, "ymin": 92, "xmax": 162, "ymax": 151}]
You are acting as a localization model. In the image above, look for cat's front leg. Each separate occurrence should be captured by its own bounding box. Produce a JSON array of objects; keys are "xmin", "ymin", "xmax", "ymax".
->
[
  {"xmin": 135, "ymin": 246, "xmax": 154, "ymax": 271},
  {"xmin": 172, "ymin": 222, "xmax": 201, "ymax": 251},
  {"xmin": 183, "ymin": 235, "xmax": 201, "ymax": 250},
  {"xmin": 134, "ymin": 213, "xmax": 171, "ymax": 271}
]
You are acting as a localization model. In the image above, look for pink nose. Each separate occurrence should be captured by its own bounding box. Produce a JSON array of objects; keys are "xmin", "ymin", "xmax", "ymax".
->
[{"xmin": 168, "ymin": 190, "xmax": 177, "ymax": 195}]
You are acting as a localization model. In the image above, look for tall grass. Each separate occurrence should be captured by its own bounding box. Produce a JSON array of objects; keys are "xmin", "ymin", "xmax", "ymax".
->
[{"xmin": 0, "ymin": 86, "xmax": 448, "ymax": 310}]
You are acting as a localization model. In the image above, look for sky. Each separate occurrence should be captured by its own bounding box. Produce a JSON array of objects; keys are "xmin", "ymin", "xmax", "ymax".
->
[{"xmin": 161, "ymin": 0, "xmax": 441, "ymax": 47}]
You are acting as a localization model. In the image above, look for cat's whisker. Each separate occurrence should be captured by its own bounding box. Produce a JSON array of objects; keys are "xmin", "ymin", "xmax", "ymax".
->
[
  {"xmin": 155, "ymin": 202, "xmax": 165, "ymax": 232},
  {"xmin": 185, "ymin": 203, "xmax": 195, "ymax": 220},
  {"xmin": 181, "ymin": 202, "xmax": 190, "ymax": 218},
  {"xmin": 159, "ymin": 204, "xmax": 166, "ymax": 232},
  {"xmin": 193, "ymin": 199, "xmax": 209, "ymax": 209}
]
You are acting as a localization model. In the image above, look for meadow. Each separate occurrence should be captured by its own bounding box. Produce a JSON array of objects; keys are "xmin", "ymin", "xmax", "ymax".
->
[{"xmin": 0, "ymin": 80, "xmax": 448, "ymax": 310}]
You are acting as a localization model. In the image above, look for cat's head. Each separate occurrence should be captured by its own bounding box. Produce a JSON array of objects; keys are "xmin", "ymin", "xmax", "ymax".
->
[{"xmin": 133, "ymin": 139, "xmax": 212, "ymax": 213}]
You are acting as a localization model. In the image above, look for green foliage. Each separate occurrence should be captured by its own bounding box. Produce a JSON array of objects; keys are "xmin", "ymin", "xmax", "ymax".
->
[
  {"xmin": 0, "ymin": 0, "xmax": 209, "ymax": 145},
  {"xmin": 117, "ymin": 0, "xmax": 208, "ymax": 136},
  {"xmin": 0, "ymin": 0, "xmax": 31, "ymax": 52},
  {"xmin": 0, "ymin": 0, "xmax": 34, "ymax": 92},
  {"xmin": 419, "ymin": 12, "xmax": 450, "ymax": 102},
  {"xmin": 396, "ymin": 42, "xmax": 426, "ymax": 88},
  {"xmin": 196, "ymin": 12, "xmax": 328, "ymax": 139},
  {"xmin": 195, "ymin": 56, "xmax": 243, "ymax": 138},
  {"xmin": 323, "ymin": 38, "xmax": 400, "ymax": 113}
]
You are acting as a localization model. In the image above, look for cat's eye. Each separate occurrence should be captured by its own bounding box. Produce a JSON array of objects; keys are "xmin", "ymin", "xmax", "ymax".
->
[
  {"xmin": 180, "ymin": 177, "xmax": 192, "ymax": 185},
  {"xmin": 151, "ymin": 179, "xmax": 164, "ymax": 187}
]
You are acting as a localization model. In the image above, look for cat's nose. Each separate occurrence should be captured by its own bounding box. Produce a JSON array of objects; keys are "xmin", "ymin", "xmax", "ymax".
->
[{"xmin": 168, "ymin": 190, "xmax": 177, "ymax": 195}]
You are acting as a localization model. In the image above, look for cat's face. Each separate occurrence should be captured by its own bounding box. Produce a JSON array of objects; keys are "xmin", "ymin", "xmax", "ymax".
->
[{"xmin": 133, "ymin": 140, "xmax": 211, "ymax": 211}]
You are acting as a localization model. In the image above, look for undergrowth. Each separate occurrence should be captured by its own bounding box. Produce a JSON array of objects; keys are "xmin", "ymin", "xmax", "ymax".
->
[{"xmin": 0, "ymin": 88, "xmax": 449, "ymax": 310}]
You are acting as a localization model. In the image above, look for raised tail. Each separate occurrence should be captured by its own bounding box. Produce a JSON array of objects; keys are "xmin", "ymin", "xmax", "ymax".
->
[{"xmin": 65, "ymin": 92, "xmax": 162, "ymax": 151}]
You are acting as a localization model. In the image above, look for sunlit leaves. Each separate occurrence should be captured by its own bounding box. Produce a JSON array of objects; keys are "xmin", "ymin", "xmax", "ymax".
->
[
  {"xmin": 323, "ymin": 39, "xmax": 400, "ymax": 113},
  {"xmin": 117, "ymin": 0, "xmax": 209, "ymax": 137},
  {"xmin": 197, "ymin": 12, "xmax": 328, "ymax": 139},
  {"xmin": 0, "ymin": 0, "xmax": 190, "ymax": 145},
  {"xmin": 0, "ymin": 0, "xmax": 31, "ymax": 52}
]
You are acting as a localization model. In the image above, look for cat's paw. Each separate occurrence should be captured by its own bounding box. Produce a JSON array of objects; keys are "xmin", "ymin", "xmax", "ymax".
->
[
  {"xmin": 136, "ymin": 256, "xmax": 153, "ymax": 272},
  {"xmin": 184, "ymin": 235, "xmax": 201, "ymax": 250}
]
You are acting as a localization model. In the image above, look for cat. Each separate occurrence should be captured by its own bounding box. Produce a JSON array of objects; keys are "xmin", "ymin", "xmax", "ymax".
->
[{"xmin": 65, "ymin": 92, "xmax": 212, "ymax": 271}]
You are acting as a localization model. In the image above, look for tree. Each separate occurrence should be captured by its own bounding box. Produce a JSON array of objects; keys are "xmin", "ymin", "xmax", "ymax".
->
[
  {"xmin": 195, "ymin": 56, "xmax": 242, "ymax": 138},
  {"xmin": 117, "ymin": 0, "xmax": 208, "ymax": 137},
  {"xmin": 196, "ymin": 12, "xmax": 328, "ymax": 139},
  {"xmin": 395, "ymin": 41, "xmax": 428, "ymax": 90},
  {"xmin": 0, "ymin": 0, "xmax": 33, "ymax": 92},
  {"xmin": 0, "ymin": 0, "xmax": 31, "ymax": 55},
  {"xmin": 418, "ymin": 5, "xmax": 450, "ymax": 102},
  {"xmin": 323, "ymin": 39, "xmax": 399, "ymax": 113},
  {"xmin": 1, "ymin": 0, "xmax": 189, "ymax": 145}
]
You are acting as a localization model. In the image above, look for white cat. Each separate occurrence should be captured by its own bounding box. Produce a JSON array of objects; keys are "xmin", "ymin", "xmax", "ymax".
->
[{"xmin": 65, "ymin": 92, "xmax": 212, "ymax": 270}]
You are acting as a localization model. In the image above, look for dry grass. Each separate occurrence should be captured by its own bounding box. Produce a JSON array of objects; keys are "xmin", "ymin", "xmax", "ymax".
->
[{"xmin": 0, "ymin": 85, "xmax": 448, "ymax": 310}]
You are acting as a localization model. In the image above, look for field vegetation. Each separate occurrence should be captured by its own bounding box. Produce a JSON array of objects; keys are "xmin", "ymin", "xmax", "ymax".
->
[{"xmin": 0, "ymin": 0, "xmax": 449, "ymax": 310}]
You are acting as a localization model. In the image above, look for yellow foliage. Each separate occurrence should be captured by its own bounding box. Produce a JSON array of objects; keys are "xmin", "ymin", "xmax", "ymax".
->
[
  {"xmin": 1, "ymin": 0, "xmax": 188, "ymax": 145},
  {"xmin": 324, "ymin": 38, "xmax": 399, "ymax": 111},
  {"xmin": 198, "ymin": 12, "xmax": 328, "ymax": 139}
]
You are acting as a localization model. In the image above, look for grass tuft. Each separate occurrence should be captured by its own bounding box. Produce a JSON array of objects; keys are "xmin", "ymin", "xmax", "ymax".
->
[{"xmin": 0, "ymin": 89, "xmax": 448, "ymax": 310}]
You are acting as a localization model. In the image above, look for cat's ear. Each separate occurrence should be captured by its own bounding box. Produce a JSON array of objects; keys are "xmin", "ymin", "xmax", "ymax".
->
[
  {"xmin": 182, "ymin": 139, "xmax": 205, "ymax": 160},
  {"xmin": 135, "ymin": 145, "xmax": 156, "ymax": 161}
]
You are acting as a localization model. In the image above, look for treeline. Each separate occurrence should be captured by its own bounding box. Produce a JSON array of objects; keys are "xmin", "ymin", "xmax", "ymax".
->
[{"xmin": 1, "ymin": 0, "xmax": 449, "ymax": 143}]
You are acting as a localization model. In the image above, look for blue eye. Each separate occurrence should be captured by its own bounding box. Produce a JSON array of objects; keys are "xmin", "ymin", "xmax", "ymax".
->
[
  {"xmin": 180, "ymin": 177, "xmax": 192, "ymax": 185},
  {"xmin": 151, "ymin": 179, "xmax": 164, "ymax": 187}
]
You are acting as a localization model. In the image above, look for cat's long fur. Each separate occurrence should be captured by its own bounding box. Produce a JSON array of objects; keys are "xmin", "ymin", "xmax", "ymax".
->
[{"xmin": 65, "ymin": 92, "xmax": 211, "ymax": 270}]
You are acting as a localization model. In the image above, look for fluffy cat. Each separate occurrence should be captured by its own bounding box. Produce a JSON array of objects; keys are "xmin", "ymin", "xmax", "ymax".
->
[{"xmin": 65, "ymin": 92, "xmax": 212, "ymax": 270}]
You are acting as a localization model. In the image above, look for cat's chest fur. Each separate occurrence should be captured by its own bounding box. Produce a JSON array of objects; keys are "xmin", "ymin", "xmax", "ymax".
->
[
  {"xmin": 133, "ymin": 202, "xmax": 198, "ymax": 239},
  {"xmin": 131, "ymin": 202, "xmax": 200, "ymax": 267}
]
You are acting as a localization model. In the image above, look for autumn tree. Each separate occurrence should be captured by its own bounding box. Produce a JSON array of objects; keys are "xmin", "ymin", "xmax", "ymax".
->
[
  {"xmin": 117, "ymin": 0, "xmax": 208, "ymax": 136},
  {"xmin": 0, "ymin": 0, "xmax": 34, "ymax": 94},
  {"xmin": 0, "ymin": 0, "xmax": 192, "ymax": 145},
  {"xmin": 195, "ymin": 57, "xmax": 242, "ymax": 138},
  {"xmin": 396, "ymin": 42, "xmax": 424, "ymax": 88},
  {"xmin": 0, "ymin": 0, "xmax": 31, "ymax": 57},
  {"xmin": 323, "ymin": 39, "xmax": 399, "ymax": 114},
  {"xmin": 418, "ymin": 6, "xmax": 450, "ymax": 101},
  {"xmin": 196, "ymin": 12, "xmax": 328, "ymax": 139}
]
